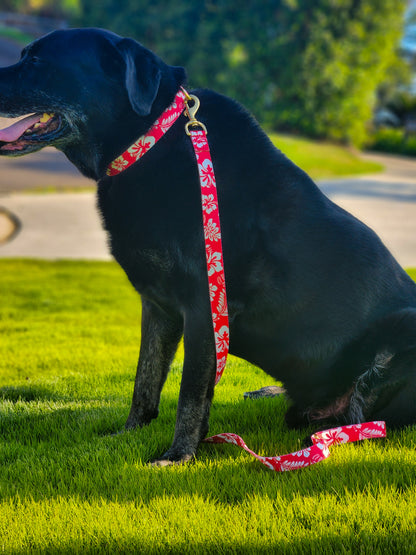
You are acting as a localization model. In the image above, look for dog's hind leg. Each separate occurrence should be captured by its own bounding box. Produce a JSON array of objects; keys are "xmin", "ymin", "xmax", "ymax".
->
[
  {"xmin": 317, "ymin": 308, "xmax": 416, "ymax": 429},
  {"xmin": 348, "ymin": 309, "xmax": 416, "ymax": 428},
  {"xmin": 361, "ymin": 347, "xmax": 416, "ymax": 428},
  {"xmin": 284, "ymin": 308, "xmax": 416, "ymax": 430},
  {"xmin": 125, "ymin": 298, "xmax": 183, "ymax": 430}
]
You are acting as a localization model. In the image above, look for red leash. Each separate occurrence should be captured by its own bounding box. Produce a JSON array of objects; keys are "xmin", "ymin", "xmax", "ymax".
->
[
  {"xmin": 107, "ymin": 89, "xmax": 386, "ymax": 470},
  {"xmin": 203, "ymin": 421, "xmax": 386, "ymax": 471},
  {"xmin": 183, "ymin": 91, "xmax": 229, "ymax": 384}
]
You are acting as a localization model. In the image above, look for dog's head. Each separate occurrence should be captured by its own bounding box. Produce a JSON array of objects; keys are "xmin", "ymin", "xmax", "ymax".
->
[{"xmin": 0, "ymin": 28, "xmax": 186, "ymax": 177}]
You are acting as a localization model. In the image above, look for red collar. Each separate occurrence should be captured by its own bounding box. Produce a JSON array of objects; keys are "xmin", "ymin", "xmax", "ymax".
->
[{"xmin": 106, "ymin": 89, "xmax": 187, "ymax": 176}]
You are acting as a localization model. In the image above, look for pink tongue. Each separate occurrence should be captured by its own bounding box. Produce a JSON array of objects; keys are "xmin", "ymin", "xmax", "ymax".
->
[{"xmin": 0, "ymin": 113, "xmax": 42, "ymax": 142}]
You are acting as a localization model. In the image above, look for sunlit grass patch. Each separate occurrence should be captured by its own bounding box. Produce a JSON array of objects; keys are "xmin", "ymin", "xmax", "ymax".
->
[
  {"xmin": 0, "ymin": 260, "xmax": 415, "ymax": 553},
  {"xmin": 270, "ymin": 133, "xmax": 383, "ymax": 179}
]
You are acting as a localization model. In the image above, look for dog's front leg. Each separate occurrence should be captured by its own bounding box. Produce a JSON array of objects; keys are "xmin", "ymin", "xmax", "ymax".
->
[
  {"xmin": 152, "ymin": 308, "xmax": 216, "ymax": 466},
  {"xmin": 125, "ymin": 298, "xmax": 183, "ymax": 430}
]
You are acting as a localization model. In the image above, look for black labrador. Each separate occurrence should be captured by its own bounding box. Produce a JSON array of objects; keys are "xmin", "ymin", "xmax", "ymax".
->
[{"xmin": 1, "ymin": 28, "xmax": 416, "ymax": 465}]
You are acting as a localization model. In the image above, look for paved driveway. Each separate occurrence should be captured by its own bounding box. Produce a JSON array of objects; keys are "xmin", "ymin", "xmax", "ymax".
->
[
  {"xmin": 319, "ymin": 152, "xmax": 416, "ymax": 268},
  {"xmin": 0, "ymin": 147, "xmax": 92, "ymax": 194},
  {"xmin": 0, "ymin": 149, "xmax": 416, "ymax": 267}
]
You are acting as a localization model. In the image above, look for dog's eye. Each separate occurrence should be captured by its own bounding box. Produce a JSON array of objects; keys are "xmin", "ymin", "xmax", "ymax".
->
[
  {"xmin": 24, "ymin": 54, "xmax": 43, "ymax": 65},
  {"xmin": 20, "ymin": 47, "xmax": 42, "ymax": 64}
]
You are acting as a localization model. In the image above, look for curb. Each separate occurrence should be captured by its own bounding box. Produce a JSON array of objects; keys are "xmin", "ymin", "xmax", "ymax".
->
[{"xmin": 0, "ymin": 206, "xmax": 21, "ymax": 244}]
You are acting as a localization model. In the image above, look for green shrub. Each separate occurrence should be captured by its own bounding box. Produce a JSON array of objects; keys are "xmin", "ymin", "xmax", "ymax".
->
[
  {"xmin": 75, "ymin": 0, "xmax": 407, "ymax": 148},
  {"xmin": 369, "ymin": 128, "xmax": 416, "ymax": 157}
]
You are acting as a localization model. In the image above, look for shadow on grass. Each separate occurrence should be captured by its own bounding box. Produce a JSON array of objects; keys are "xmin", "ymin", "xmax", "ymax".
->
[
  {"xmin": 0, "ymin": 384, "xmax": 66, "ymax": 403},
  {"xmin": 0, "ymin": 390, "xmax": 415, "ymax": 506}
]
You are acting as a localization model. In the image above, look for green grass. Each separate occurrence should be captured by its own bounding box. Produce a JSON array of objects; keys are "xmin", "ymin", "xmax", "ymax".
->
[
  {"xmin": 19, "ymin": 185, "xmax": 96, "ymax": 195},
  {"xmin": 270, "ymin": 133, "xmax": 383, "ymax": 179},
  {"xmin": 1, "ymin": 260, "xmax": 416, "ymax": 553}
]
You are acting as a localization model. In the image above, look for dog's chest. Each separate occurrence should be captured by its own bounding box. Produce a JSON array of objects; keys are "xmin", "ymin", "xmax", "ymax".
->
[{"xmin": 101, "ymin": 207, "xmax": 201, "ymax": 312}]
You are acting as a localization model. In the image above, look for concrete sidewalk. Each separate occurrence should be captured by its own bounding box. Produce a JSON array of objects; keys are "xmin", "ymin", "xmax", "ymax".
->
[
  {"xmin": 318, "ymin": 152, "xmax": 416, "ymax": 268},
  {"xmin": 0, "ymin": 192, "xmax": 110, "ymax": 259},
  {"xmin": 0, "ymin": 152, "xmax": 416, "ymax": 267}
]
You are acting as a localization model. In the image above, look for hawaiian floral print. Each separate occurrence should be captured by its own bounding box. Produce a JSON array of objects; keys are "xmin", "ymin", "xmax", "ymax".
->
[
  {"xmin": 106, "ymin": 90, "xmax": 187, "ymax": 176},
  {"xmin": 204, "ymin": 421, "xmax": 386, "ymax": 472},
  {"xmin": 188, "ymin": 128, "xmax": 229, "ymax": 385}
]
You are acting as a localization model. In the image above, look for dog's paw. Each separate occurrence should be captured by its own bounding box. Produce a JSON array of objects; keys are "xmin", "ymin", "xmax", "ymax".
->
[
  {"xmin": 150, "ymin": 452, "xmax": 194, "ymax": 467},
  {"xmin": 244, "ymin": 385, "xmax": 286, "ymax": 400}
]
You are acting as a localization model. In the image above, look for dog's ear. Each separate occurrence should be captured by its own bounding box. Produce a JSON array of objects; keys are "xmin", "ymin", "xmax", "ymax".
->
[{"xmin": 117, "ymin": 38, "xmax": 162, "ymax": 117}]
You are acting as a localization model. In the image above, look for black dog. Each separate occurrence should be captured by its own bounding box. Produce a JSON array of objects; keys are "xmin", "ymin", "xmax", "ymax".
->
[{"xmin": 1, "ymin": 28, "xmax": 416, "ymax": 465}]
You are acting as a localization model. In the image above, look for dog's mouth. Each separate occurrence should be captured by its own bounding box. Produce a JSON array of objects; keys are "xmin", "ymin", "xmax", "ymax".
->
[{"xmin": 0, "ymin": 112, "xmax": 68, "ymax": 155}]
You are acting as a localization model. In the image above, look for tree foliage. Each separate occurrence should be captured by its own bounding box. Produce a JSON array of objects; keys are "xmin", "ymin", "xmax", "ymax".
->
[
  {"xmin": 75, "ymin": 0, "xmax": 407, "ymax": 145},
  {"xmin": 0, "ymin": 0, "xmax": 80, "ymax": 16}
]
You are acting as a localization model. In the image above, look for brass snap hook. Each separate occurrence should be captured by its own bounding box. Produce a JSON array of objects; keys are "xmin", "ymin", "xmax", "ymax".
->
[{"xmin": 184, "ymin": 94, "xmax": 208, "ymax": 136}]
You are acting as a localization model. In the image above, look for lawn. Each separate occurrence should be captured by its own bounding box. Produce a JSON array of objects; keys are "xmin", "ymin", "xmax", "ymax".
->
[
  {"xmin": 270, "ymin": 133, "xmax": 383, "ymax": 179},
  {"xmin": 1, "ymin": 260, "xmax": 416, "ymax": 553}
]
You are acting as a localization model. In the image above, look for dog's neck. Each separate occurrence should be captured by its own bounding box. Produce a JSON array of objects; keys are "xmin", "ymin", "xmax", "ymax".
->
[
  {"xmin": 106, "ymin": 89, "xmax": 187, "ymax": 177},
  {"xmin": 60, "ymin": 86, "xmax": 187, "ymax": 182}
]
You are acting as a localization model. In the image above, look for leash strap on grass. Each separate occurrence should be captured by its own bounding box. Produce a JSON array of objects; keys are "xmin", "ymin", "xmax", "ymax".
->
[{"xmin": 203, "ymin": 421, "xmax": 386, "ymax": 471}]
